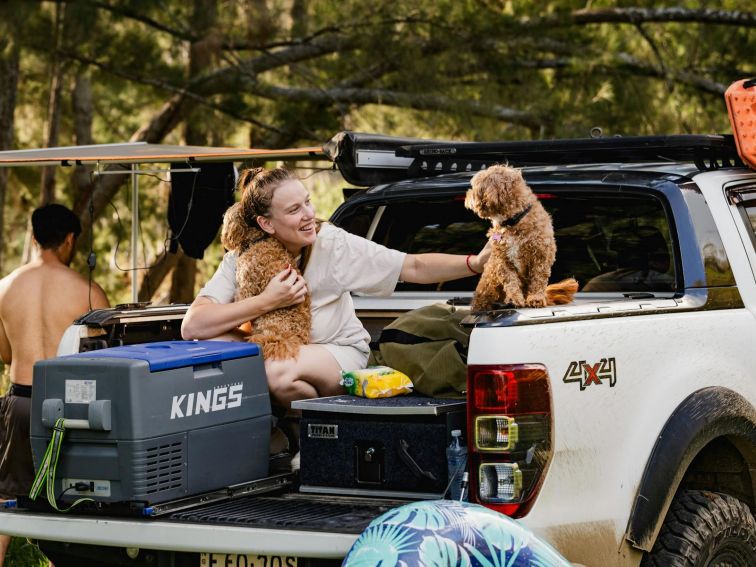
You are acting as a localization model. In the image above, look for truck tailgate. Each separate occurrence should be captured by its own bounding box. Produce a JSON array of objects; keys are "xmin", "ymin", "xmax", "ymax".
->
[{"xmin": 1, "ymin": 494, "xmax": 399, "ymax": 557}]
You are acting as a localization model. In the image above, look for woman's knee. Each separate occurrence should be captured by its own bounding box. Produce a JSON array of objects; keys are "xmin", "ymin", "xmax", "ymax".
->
[
  {"xmin": 265, "ymin": 359, "xmax": 295, "ymax": 396},
  {"xmin": 265, "ymin": 359, "xmax": 314, "ymax": 401}
]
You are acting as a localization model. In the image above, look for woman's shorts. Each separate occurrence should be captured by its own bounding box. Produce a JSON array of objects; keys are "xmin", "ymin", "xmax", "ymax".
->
[{"xmin": 320, "ymin": 343, "xmax": 369, "ymax": 372}]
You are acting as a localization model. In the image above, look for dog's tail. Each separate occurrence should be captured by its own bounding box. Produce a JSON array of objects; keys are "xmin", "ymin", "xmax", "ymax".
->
[
  {"xmin": 546, "ymin": 278, "xmax": 579, "ymax": 305},
  {"xmin": 249, "ymin": 335, "xmax": 304, "ymax": 361}
]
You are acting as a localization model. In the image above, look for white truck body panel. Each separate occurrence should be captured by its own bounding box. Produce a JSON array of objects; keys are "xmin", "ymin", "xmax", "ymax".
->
[{"xmin": 468, "ymin": 307, "xmax": 756, "ymax": 565}]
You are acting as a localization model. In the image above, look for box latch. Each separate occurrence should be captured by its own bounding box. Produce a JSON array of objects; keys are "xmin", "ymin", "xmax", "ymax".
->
[{"xmin": 355, "ymin": 441, "xmax": 384, "ymax": 486}]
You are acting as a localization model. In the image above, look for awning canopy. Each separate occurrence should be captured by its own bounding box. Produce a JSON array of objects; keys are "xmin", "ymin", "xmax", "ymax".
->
[{"xmin": 0, "ymin": 142, "xmax": 327, "ymax": 167}]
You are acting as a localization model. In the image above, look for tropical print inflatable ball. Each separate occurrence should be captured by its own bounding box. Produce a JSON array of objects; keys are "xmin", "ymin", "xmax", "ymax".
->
[{"xmin": 343, "ymin": 500, "xmax": 570, "ymax": 567}]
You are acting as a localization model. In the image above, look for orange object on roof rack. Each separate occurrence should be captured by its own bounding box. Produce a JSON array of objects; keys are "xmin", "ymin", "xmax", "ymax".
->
[{"xmin": 726, "ymin": 78, "xmax": 756, "ymax": 170}]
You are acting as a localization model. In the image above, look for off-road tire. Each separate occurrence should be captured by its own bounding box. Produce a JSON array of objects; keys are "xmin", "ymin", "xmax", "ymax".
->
[{"xmin": 642, "ymin": 489, "xmax": 756, "ymax": 567}]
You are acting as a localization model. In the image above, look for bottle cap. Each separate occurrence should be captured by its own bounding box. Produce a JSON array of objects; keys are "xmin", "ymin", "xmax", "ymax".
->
[{"xmin": 451, "ymin": 429, "xmax": 461, "ymax": 437}]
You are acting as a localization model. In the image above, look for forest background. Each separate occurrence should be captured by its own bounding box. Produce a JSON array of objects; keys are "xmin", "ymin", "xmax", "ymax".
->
[
  {"xmin": 0, "ymin": 0, "xmax": 754, "ymax": 310},
  {"xmin": 0, "ymin": 1, "xmax": 754, "ymax": 564}
]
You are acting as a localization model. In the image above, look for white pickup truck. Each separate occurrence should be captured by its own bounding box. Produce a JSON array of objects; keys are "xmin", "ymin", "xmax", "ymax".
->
[{"xmin": 1, "ymin": 132, "xmax": 755, "ymax": 567}]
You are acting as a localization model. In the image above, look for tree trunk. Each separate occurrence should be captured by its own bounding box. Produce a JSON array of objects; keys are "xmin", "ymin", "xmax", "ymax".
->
[
  {"xmin": 40, "ymin": 1, "xmax": 67, "ymax": 205},
  {"xmin": 169, "ymin": 249, "xmax": 197, "ymax": 304},
  {"xmin": 246, "ymin": 0, "xmax": 276, "ymax": 46},
  {"xmin": 166, "ymin": 0, "xmax": 220, "ymax": 304},
  {"xmin": 0, "ymin": 8, "xmax": 20, "ymax": 273},
  {"xmin": 138, "ymin": 249, "xmax": 181, "ymax": 303},
  {"xmin": 72, "ymin": 72, "xmax": 94, "ymax": 146},
  {"xmin": 71, "ymin": 71, "xmax": 95, "ymax": 209},
  {"xmin": 290, "ymin": 0, "xmax": 308, "ymax": 39}
]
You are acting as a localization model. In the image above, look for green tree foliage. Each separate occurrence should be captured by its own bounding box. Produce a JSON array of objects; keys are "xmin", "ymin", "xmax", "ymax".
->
[{"xmin": 0, "ymin": 0, "xmax": 752, "ymax": 305}]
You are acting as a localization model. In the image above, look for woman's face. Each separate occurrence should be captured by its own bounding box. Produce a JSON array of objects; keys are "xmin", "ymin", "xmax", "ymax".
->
[{"xmin": 258, "ymin": 179, "xmax": 317, "ymax": 254}]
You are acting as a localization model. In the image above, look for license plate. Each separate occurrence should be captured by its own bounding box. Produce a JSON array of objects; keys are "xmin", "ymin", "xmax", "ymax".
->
[{"xmin": 200, "ymin": 553, "xmax": 297, "ymax": 567}]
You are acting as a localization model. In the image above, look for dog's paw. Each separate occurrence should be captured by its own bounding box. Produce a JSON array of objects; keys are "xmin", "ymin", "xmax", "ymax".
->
[
  {"xmin": 471, "ymin": 296, "xmax": 494, "ymax": 312},
  {"xmin": 524, "ymin": 294, "xmax": 547, "ymax": 308},
  {"xmin": 502, "ymin": 288, "xmax": 525, "ymax": 306}
]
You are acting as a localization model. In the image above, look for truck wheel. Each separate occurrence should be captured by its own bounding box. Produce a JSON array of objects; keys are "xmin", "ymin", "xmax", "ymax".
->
[{"xmin": 642, "ymin": 489, "xmax": 756, "ymax": 567}]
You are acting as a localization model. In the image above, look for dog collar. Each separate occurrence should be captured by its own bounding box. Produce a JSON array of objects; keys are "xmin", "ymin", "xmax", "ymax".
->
[
  {"xmin": 500, "ymin": 204, "xmax": 532, "ymax": 227},
  {"xmin": 490, "ymin": 205, "xmax": 532, "ymax": 241}
]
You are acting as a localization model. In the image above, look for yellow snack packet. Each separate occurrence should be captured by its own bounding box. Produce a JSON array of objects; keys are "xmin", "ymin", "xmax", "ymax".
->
[{"xmin": 340, "ymin": 366, "xmax": 414, "ymax": 398}]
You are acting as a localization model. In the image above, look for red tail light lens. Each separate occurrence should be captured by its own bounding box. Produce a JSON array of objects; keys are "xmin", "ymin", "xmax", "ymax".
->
[
  {"xmin": 472, "ymin": 366, "xmax": 550, "ymax": 414},
  {"xmin": 468, "ymin": 364, "xmax": 552, "ymax": 518}
]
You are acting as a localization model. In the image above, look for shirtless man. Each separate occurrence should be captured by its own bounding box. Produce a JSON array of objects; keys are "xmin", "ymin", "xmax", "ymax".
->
[{"xmin": 0, "ymin": 204, "xmax": 109, "ymax": 566}]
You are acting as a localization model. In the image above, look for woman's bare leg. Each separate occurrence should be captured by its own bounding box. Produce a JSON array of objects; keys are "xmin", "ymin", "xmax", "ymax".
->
[{"xmin": 265, "ymin": 345, "xmax": 343, "ymax": 408}]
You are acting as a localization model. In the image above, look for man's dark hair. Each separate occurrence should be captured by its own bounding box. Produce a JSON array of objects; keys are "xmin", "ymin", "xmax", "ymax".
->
[{"xmin": 31, "ymin": 204, "xmax": 82, "ymax": 249}]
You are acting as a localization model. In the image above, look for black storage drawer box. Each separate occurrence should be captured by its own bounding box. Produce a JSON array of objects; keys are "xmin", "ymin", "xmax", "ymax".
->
[{"xmin": 292, "ymin": 395, "xmax": 465, "ymax": 498}]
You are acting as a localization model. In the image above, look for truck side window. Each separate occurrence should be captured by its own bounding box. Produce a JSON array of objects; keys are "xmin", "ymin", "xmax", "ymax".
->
[
  {"xmin": 731, "ymin": 185, "xmax": 756, "ymax": 255},
  {"xmin": 342, "ymin": 190, "xmax": 677, "ymax": 293}
]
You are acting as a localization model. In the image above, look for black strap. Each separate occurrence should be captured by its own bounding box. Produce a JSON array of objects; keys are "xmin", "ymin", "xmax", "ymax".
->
[
  {"xmin": 500, "ymin": 204, "xmax": 532, "ymax": 227},
  {"xmin": 379, "ymin": 328, "xmax": 435, "ymax": 346},
  {"xmin": 9, "ymin": 384, "xmax": 32, "ymax": 398},
  {"xmin": 744, "ymin": 78, "xmax": 756, "ymax": 89}
]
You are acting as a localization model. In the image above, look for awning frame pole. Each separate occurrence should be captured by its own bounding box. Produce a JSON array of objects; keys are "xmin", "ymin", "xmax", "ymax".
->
[{"xmin": 131, "ymin": 163, "xmax": 138, "ymax": 303}]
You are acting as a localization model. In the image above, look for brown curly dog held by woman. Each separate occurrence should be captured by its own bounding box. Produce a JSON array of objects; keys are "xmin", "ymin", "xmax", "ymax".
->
[
  {"xmin": 465, "ymin": 164, "xmax": 578, "ymax": 310},
  {"xmin": 221, "ymin": 186, "xmax": 311, "ymax": 361}
]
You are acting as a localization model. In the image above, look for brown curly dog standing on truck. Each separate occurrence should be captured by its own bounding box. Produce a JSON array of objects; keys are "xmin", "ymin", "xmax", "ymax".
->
[
  {"xmin": 221, "ymin": 201, "xmax": 311, "ymax": 360},
  {"xmin": 465, "ymin": 164, "xmax": 578, "ymax": 310}
]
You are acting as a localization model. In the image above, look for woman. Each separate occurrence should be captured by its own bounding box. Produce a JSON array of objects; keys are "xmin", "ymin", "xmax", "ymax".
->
[{"xmin": 181, "ymin": 167, "xmax": 490, "ymax": 408}]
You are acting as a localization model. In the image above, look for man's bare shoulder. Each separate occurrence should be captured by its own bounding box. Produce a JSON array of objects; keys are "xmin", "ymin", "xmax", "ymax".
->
[
  {"xmin": 0, "ymin": 261, "xmax": 39, "ymax": 299},
  {"xmin": 1, "ymin": 261, "xmax": 103, "ymax": 308}
]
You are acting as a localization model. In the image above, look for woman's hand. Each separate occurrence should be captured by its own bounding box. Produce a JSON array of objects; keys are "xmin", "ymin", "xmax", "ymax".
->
[
  {"xmin": 261, "ymin": 265, "xmax": 308, "ymax": 310},
  {"xmin": 469, "ymin": 238, "xmax": 493, "ymax": 273}
]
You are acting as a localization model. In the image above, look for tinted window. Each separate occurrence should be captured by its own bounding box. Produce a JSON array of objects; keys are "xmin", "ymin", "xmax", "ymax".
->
[
  {"xmin": 734, "ymin": 186, "xmax": 756, "ymax": 260},
  {"xmin": 339, "ymin": 191, "xmax": 678, "ymax": 293}
]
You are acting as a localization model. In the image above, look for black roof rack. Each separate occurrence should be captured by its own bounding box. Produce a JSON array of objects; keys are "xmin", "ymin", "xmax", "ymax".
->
[{"xmin": 323, "ymin": 132, "xmax": 744, "ymax": 187}]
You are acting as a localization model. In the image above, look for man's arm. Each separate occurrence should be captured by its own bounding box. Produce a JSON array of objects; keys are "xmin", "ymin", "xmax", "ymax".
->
[
  {"xmin": 90, "ymin": 281, "xmax": 110, "ymax": 309},
  {"xmin": 0, "ymin": 316, "xmax": 11, "ymax": 365}
]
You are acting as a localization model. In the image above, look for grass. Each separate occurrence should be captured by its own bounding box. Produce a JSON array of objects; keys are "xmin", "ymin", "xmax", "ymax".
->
[
  {"xmin": 4, "ymin": 538, "xmax": 48, "ymax": 567},
  {"xmin": 1, "ymin": 364, "xmax": 8, "ymax": 396}
]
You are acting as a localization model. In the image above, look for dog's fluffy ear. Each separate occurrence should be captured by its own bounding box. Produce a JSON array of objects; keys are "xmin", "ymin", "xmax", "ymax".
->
[
  {"xmin": 221, "ymin": 202, "xmax": 264, "ymax": 252},
  {"xmin": 466, "ymin": 165, "xmax": 527, "ymax": 218}
]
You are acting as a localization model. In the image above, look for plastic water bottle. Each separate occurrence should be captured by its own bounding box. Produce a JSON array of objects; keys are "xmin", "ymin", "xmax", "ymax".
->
[{"xmin": 446, "ymin": 429, "xmax": 468, "ymax": 501}]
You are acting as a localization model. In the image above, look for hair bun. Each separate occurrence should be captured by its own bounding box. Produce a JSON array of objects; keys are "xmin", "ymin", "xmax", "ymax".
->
[{"xmin": 238, "ymin": 167, "xmax": 266, "ymax": 195}]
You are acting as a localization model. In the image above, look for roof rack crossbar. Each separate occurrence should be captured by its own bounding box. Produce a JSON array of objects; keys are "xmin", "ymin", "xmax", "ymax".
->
[
  {"xmin": 394, "ymin": 135, "xmax": 742, "ymax": 170},
  {"xmin": 326, "ymin": 131, "xmax": 748, "ymax": 186}
]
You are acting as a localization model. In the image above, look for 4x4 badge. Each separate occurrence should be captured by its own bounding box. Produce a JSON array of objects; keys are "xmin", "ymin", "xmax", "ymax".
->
[{"xmin": 563, "ymin": 358, "xmax": 616, "ymax": 391}]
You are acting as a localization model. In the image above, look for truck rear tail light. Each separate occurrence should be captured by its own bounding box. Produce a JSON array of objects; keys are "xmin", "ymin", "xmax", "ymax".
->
[
  {"xmin": 475, "ymin": 416, "xmax": 519, "ymax": 451},
  {"xmin": 467, "ymin": 364, "xmax": 552, "ymax": 518},
  {"xmin": 478, "ymin": 462, "xmax": 523, "ymax": 502},
  {"xmin": 474, "ymin": 414, "xmax": 549, "ymax": 452}
]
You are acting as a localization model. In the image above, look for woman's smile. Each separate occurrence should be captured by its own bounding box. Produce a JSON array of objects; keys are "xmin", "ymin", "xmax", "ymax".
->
[{"xmin": 260, "ymin": 179, "xmax": 318, "ymax": 254}]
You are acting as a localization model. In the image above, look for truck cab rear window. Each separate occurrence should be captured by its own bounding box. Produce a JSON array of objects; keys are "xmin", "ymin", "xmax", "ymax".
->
[{"xmin": 340, "ymin": 191, "xmax": 677, "ymax": 293}]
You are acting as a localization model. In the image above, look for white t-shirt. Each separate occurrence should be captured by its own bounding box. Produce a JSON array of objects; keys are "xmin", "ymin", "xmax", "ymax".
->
[{"xmin": 198, "ymin": 223, "xmax": 406, "ymax": 357}]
